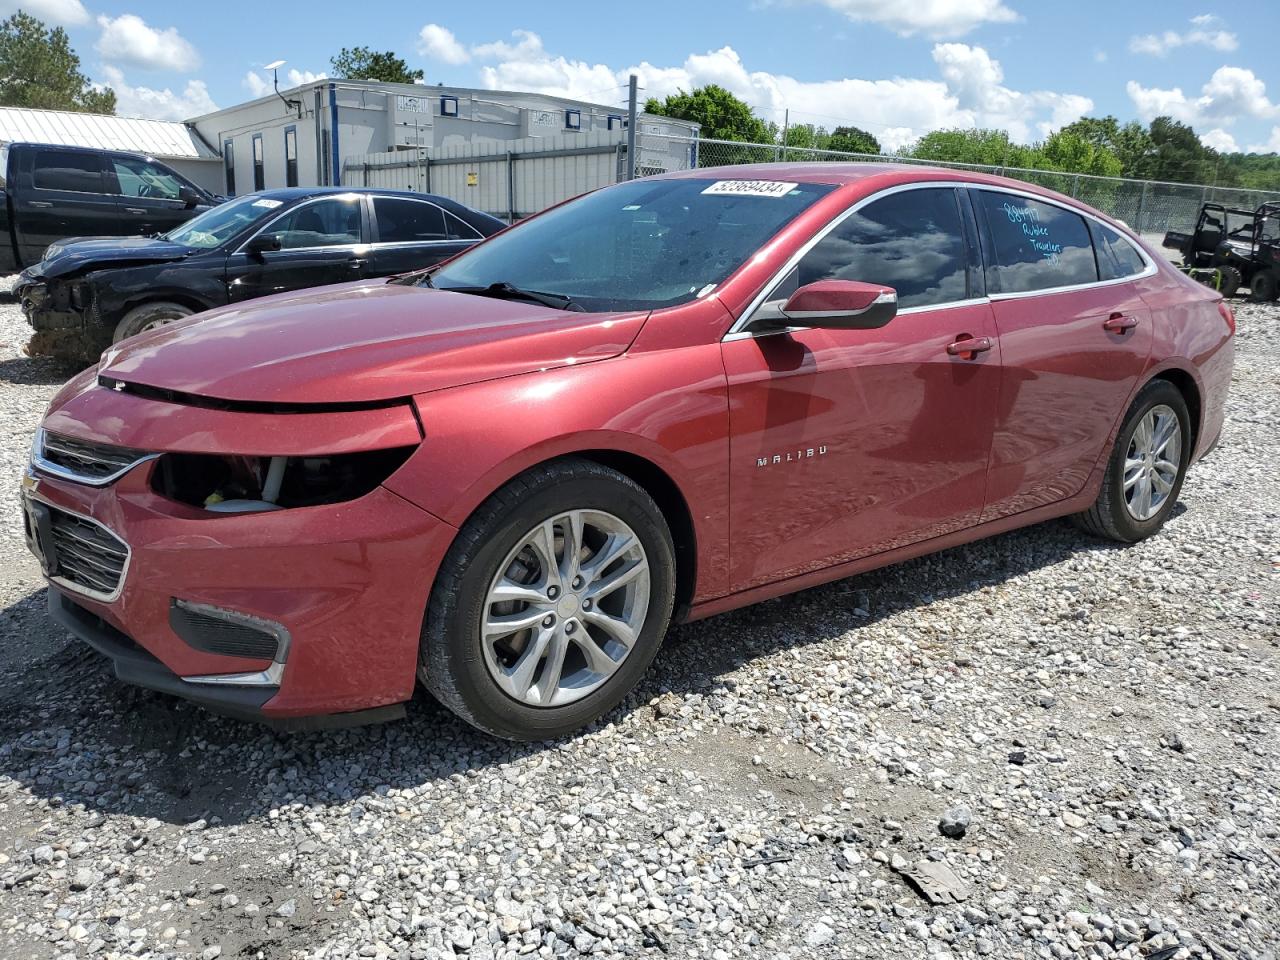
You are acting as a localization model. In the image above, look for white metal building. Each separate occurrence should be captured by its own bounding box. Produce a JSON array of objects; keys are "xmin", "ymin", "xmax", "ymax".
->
[
  {"xmin": 0, "ymin": 106, "xmax": 223, "ymax": 192},
  {"xmin": 186, "ymin": 80, "xmax": 699, "ymax": 197}
]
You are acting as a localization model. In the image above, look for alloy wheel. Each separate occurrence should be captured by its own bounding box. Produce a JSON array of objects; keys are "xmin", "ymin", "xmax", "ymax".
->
[
  {"xmin": 1123, "ymin": 404, "xmax": 1181, "ymax": 521},
  {"xmin": 480, "ymin": 509, "xmax": 650, "ymax": 707}
]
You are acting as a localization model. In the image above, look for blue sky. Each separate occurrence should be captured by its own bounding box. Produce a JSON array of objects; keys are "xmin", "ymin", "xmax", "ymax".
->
[{"xmin": 5, "ymin": 0, "xmax": 1280, "ymax": 151}]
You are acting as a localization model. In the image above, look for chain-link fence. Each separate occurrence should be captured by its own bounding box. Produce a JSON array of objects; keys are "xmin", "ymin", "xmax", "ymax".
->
[{"xmin": 645, "ymin": 135, "xmax": 1280, "ymax": 250}]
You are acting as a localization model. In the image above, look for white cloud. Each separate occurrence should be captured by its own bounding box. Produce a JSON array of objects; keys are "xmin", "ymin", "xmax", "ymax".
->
[
  {"xmin": 1127, "ymin": 67, "xmax": 1279, "ymax": 128},
  {"xmin": 472, "ymin": 29, "xmax": 546, "ymax": 62},
  {"xmin": 797, "ymin": 0, "xmax": 1018, "ymax": 38},
  {"xmin": 96, "ymin": 65, "xmax": 217, "ymax": 121},
  {"xmin": 1246, "ymin": 127, "xmax": 1280, "ymax": 154},
  {"xmin": 243, "ymin": 67, "xmax": 326, "ymax": 98},
  {"xmin": 95, "ymin": 14, "xmax": 200, "ymax": 72},
  {"xmin": 0, "ymin": 0, "xmax": 88, "ymax": 26},
  {"xmin": 1200, "ymin": 128, "xmax": 1238, "ymax": 152},
  {"xmin": 1130, "ymin": 15, "xmax": 1237, "ymax": 56},
  {"xmin": 465, "ymin": 30, "xmax": 1089, "ymax": 151},
  {"xmin": 418, "ymin": 23, "xmax": 470, "ymax": 65}
]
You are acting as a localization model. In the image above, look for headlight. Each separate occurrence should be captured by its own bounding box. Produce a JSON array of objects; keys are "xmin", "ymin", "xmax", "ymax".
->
[{"xmin": 151, "ymin": 448, "xmax": 416, "ymax": 513}]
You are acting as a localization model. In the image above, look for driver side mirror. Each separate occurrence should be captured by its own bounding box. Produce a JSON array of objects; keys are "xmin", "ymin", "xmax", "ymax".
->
[
  {"xmin": 752, "ymin": 279, "xmax": 898, "ymax": 332},
  {"xmin": 178, "ymin": 185, "xmax": 200, "ymax": 208},
  {"xmin": 246, "ymin": 233, "xmax": 282, "ymax": 257}
]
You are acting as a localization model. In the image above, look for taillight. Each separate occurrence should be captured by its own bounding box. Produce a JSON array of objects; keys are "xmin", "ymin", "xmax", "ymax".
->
[{"xmin": 1218, "ymin": 301, "xmax": 1236, "ymax": 335}]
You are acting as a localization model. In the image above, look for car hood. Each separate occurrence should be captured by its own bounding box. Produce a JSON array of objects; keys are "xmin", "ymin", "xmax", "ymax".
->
[
  {"xmin": 98, "ymin": 280, "xmax": 649, "ymax": 404},
  {"xmin": 30, "ymin": 236, "xmax": 193, "ymax": 279}
]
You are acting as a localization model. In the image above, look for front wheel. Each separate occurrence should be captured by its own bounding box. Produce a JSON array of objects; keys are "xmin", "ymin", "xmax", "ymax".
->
[
  {"xmin": 420, "ymin": 459, "xmax": 676, "ymax": 740},
  {"xmin": 1217, "ymin": 265, "xmax": 1242, "ymax": 299},
  {"xmin": 1073, "ymin": 379, "xmax": 1191, "ymax": 543},
  {"xmin": 113, "ymin": 301, "xmax": 193, "ymax": 343}
]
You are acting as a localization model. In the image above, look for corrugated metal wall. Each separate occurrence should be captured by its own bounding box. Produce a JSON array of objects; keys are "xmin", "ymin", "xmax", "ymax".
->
[{"xmin": 343, "ymin": 131, "xmax": 625, "ymax": 221}]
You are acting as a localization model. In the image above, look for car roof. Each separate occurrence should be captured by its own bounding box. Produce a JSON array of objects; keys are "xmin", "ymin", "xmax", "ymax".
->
[
  {"xmin": 6, "ymin": 141, "xmax": 164, "ymax": 161},
  {"xmin": 655, "ymin": 160, "xmax": 1076, "ymax": 196},
  {"xmin": 251, "ymin": 186, "xmax": 452, "ymax": 200},
  {"xmin": 651, "ymin": 161, "xmax": 1127, "ymax": 226}
]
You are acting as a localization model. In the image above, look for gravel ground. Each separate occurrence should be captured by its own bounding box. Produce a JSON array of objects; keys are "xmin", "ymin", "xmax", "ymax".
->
[{"xmin": 0, "ymin": 281, "xmax": 1275, "ymax": 960}]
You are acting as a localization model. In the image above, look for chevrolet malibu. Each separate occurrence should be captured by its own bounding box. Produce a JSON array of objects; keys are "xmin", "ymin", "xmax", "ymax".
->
[{"xmin": 22, "ymin": 164, "xmax": 1234, "ymax": 739}]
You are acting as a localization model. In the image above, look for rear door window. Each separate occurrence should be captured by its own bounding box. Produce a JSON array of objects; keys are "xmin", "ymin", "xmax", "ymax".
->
[
  {"xmin": 977, "ymin": 191, "xmax": 1098, "ymax": 293},
  {"xmin": 33, "ymin": 150, "xmax": 104, "ymax": 193},
  {"xmin": 1091, "ymin": 221, "xmax": 1148, "ymax": 281},
  {"xmin": 445, "ymin": 211, "xmax": 481, "ymax": 240},
  {"xmin": 372, "ymin": 197, "xmax": 448, "ymax": 242}
]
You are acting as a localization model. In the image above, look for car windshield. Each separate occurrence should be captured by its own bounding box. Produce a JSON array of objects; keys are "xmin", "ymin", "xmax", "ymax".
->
[
  {"xmin": 163, "ymin": 195, "xmax": 286, "ymax": 249},
  {"xmin": 429, "ymin": 178, "xmax": 835, "ymax": 312}
]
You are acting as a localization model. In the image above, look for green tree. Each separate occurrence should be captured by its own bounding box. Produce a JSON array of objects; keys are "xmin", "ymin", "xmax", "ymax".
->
[
  {"xmin": 826, "ymin": 125, "xmax": 880, "ymax": 155},
  {"xmin": 907, "ymin": 128, "xmax": 1030, "ymax": 167},
  {"xmin": 783, "ymin": 122, "xmax": 824, "ymax": 150},
  {"xmin": 330, "ymin": 46, "xmax": 424, "ymax": 83},
  {"xmin": 0, "ymin": 12, "xmax": 115, "ymax": 114},
  {"xmin": 1147, "ymin": 116, "xmax": 1217, "ymax": 184},
  {"xmin": 644, "ymin": 84, "xmax": 772, "ymax": 144},
  {"xmin": 1039, "ymin": 128, "xmax": 1123, "ymax": 177}
]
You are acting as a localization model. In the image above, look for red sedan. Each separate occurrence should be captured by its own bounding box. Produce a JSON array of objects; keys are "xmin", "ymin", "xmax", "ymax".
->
[{"xmin": 23, "ymin": 164, "xmax": 1234, "ymax": 739}]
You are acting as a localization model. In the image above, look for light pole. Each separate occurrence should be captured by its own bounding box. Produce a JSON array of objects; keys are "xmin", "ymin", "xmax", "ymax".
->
[{"xmin": 265, "ymin": 59, "xmax": 301, "ymax": 118}]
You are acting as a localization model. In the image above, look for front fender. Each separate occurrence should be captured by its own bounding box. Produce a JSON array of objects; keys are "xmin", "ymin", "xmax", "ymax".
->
[
  {"xmin": 86, "ymin": 259, "xmax": 225, "ymax": 327},
  {"xmin": 384, "ymin": 347, "xmax": 732, "ymax": 602}
]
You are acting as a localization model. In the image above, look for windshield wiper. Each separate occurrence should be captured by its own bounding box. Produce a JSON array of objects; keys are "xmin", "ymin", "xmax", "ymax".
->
[{"xmin": 438, "ymin": 281, "xmax": 583, "ymax": 311}]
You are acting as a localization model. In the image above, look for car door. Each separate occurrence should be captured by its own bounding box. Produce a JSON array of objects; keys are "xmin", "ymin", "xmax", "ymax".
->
[
  {"xmin": 224, "ymin": 195, "xmax": 369, "ymax": 303},
  {"xmin": 365, "ymin": 195, "xmax": 480, "ymax": 276},
  {"xmin": 721, "ymin": 185, "xmax": 1001, "ymax": 591},
  {"xmin": 972, "ymin": 188, "xmax": 1154, "ymax": 521},
  {"xmin": 106, "ymin": 154, "xmax": 197, "ymax": 237},
  {"xmin": 14, "ymin": 148, "xmax": 119, "ymax": 262}
]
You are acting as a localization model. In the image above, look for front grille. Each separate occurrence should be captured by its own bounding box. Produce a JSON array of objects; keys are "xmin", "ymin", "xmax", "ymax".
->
[
  {"xmin": 169, "ymin": 602, "xmax": 280, "ymax": 661},
  {"xmin": 47, "ymin": 507, "xmax": 128, "ymax": 599},
  {"xmin": 39, "ymin": 431, "xmax": 154, "ymax": 483}
]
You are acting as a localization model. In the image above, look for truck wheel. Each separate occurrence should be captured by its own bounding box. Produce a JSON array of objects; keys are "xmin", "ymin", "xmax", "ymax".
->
[
  {"xmin": 1248, "ymin": 269, "xmax": 1279, "ymax": 302},
  {"xmin": 113, "ymin": 302, "xmax": 193, "ymax": 342},
  {"xmin": 420, "ymin": 459, "xmax": 676, "ymax": 740}
]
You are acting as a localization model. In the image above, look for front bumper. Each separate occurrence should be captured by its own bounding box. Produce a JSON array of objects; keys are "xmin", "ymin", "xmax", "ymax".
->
[
  {"xmin": 25, "ymin": 461, "xmax": 455, "ymax": 725},
  {"xmin": 48, "ymin": 591, "xmax": 405, "ymax": 729},
  {"xmin": 16, "ymin": 272, "xmax": 112, "ymax": 361}
]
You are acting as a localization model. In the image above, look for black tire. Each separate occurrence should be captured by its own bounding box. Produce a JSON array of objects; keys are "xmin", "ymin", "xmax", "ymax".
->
[
  {"xmin": 1248, "ymin": 268, "xmax": 1279, "ymax": 302},
  {"xmin": 420, "ymin": 459, "xmax": 676, "ymax": 740},
  {"xmin": 113, "ymin": 301, "xmax": 193, "ymax": 343},
  {"xmin": 1073, "ymin": 379, "xmax": 1191, "ymax": 543},
  {"xmin": 1217, "ymin": 265, "xmax": 1242, "ymax": 299}
]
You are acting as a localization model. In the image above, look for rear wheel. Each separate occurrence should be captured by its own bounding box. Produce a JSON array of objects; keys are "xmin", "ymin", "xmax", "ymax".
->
[
  {"xmin": 1248, "ymin": 268, "xmax": 1279, "ymax": 302},
  {"xmin": 1073, "ymin": 379, "xmax": 1190, "ymax": 543},
  {"xmin": 420, "ymin": 459, "xmax": 676, "ymax": 740},
  {"xmin": 113, "ymin": 301, "xmax": 193, "ymax": 342}
]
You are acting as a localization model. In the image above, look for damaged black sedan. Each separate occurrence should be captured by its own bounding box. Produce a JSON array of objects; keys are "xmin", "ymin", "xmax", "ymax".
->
[{"xmin": 16, "ymin": 187, "xmax": 505, "ymax": 361}]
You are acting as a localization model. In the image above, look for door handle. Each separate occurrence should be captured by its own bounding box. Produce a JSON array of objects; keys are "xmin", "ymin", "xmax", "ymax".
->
[
  {"xmin": 346, "ymin": 257, "xmax": 368, "ymax": 268},
  {"xmin": 28, "ymin": 201, "xmax": 52, "ymax": 208},
  {"xmin": 1103, "ymin": 313, "xmax": 1139, "ymax": 333},
  {"xmin": 946, "ymin": 335, "xmax": 993, "ymax": 358},
  {"xmin": 124, "ymin": 207, "xmax": 146, "ymax": 215}
]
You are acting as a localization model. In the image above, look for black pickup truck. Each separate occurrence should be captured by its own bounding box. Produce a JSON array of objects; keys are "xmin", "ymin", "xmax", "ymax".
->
[{"xmin": 0, "ymin": 141, "xmax": 219, "ymax": 273}]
